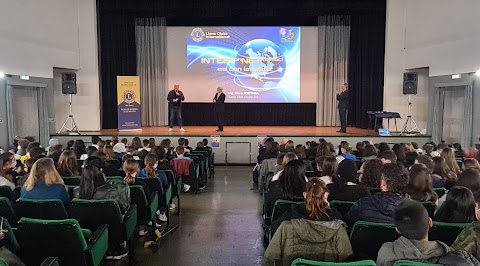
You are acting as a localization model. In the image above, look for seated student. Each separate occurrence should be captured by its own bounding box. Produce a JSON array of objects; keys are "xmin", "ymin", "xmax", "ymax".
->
[
  {"xmin": 170, "ymin": 146, "xmax": 194, "ymax": 191},
  {"xmin": 97, "ymin": 140, "xmax": 106, "ymax": 152},
  {"xmin": 202, "ymin": 138, "xmax": 211, "ymax": 149},
  {"xmin": 47, "ymin": 144, "xmax": 63, "ymax": 164},
  {"xmin": 18, "ymin": 157, "xmax": 37, "ymax": 186},
  {"xmin": 434, "ymin": 186, "xmax": 476, "ymax": 223},
  {"xmin": 125, "ymin": 146, "xmax": 140, "ymax": 160},
  {"xmin": 263, "ymin": 178, "xmax": 352, "ymax": 266},
  {"xmin": 345, "ymin": 163, "xmax": 409, "ymax": 226},
  {"xmin": 361, "ymin": 144, "xmax": 378, "ymax": 162},
  {"xmin": 270, "ymin": 177, "xmax": 343, "ymax": 238},
  {"xmin": 177, "ymin": 138, "xmax": 190, "ymax": 154},
  {"xmin": 452, "ymin": 190, "xmax": 480, "ymax": 260},
  {"xmin": 266, "ymin": 160, "xmax": 307, "ymax": 218},
  {"xmin": 0, "ymin": 152, "xmax": 18, "ymax": 189},
  {"xmin": 392, "ymin": 143, "xmax": 407, "ymax": 162},
  {"xmin": 354, "ymin": 142, "xmax": 365, "ymax": 158},
  {"xmin": 294, "ymin": 145, "xmax": 314, "ymax": 172},
  {"xmin": 149, "ymin": 138, "xmax": 156, "ymax": 148},
  {"xmin": 438, "ymin": 168, "xmax": 480, "ymax": 207},
  {"xmin": 91, "ymin": 151, "xmax": 120, "ymax": 177},
  {"xmin": 271, "ymin": 152, "xmax": 298, "ymax": 182},
  {"xmin": 377, "ymin": 200, "xmax": 479, "ymax": 266},
  {"xmin": 123, "ymin": 158, "xmax": 150, "ymax": 200},
  {"xmin": 359, "ymin": 158, "xmax": 383, "ymax": 188},
  {"xmin": 20, "ymin": 142, "xmax": 42, "ymax": 164},
  {"xmin": 56, "ymin": 150, "xmax": 80, "ymax": 177},
  {"xmin": 130, "ymin": 137, "xmax": 142, "ymax": 151},
  {"xmin": 184, "ymin": 139, "xmax": 193, "ymax": 152},
  {"xmin": 103, "ymin": 145, "xmax": 116, "ymax": 161},
  {"xmin": 138, "ymin": 154, "xmax": 169, "ymax": 190},
  {"xmin": 150, "ymin": 146, "xmax": 173, "ymax": 171},
  {"xmin": 406, "ymin": 164, "xmax": 438, "ymax": 203},
  {"xmin": 317, "ymin": 157, "xmax": 338, "ymax": 185},
  {"xmin": 73, "ymin": 156, "xmax": 130, "ymax": 213},
  {"xmin": 138, "ymin": 139, "xmax": 151, "ymax": 152},
  {"xmin": 80, "ymin": 146, "xmax": 98, "ymax": 160},
  {"xmin": 336, "ymin": 142, "xmax": 356, "ymax": 161},
  {"xmin": 422, "ymin": 143, "xmax": 435, "ymax": 157},
  {"xmin": 327, "ymin": 159, "xmax": 370, "ymax": 202},
  {"xmin": 415, "ymin": 155, "xmax": 444, "ymax": 188},
  {"xmin": 65, "ymin": 140, "xmax": 75, "ymax": 151},
  {"xmin": 20, "ymin": 158, "xmax": 70, "ymax": 206},
  {"xmin": 113, "ymin": 143, "xmax": 126, "ymax": 159},
  {"xmin": 121, "ymin": 154, "xmax": 134, "ymax": 165},
  {"xmin": 378, "ymin": 150, "xmax": 397, "ymax": 164},
  {"xmin": 463, "ymin": 158, "xmax": 480, "ymax": 171},
  {"xmin": 15, "ymin": 138, "xmax": 30, "ymax": 158},
  {"xmin": 120, "ymin": 138, "xmax": 128, "ymax": 146},
  {"xmin": 432, "ymin": 156, "xmax": 457, "ymax": 189}
]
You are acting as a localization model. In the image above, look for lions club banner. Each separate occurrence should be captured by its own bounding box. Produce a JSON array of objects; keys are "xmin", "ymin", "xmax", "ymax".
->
[{"xmin": 117, "ymin": 76, "xmax": 141, "ymax": 130}]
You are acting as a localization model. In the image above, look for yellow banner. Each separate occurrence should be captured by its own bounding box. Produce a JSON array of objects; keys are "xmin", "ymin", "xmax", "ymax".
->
[{"xmin": 117, "ymin": 76, "xmax": 141, "ymax": 130}]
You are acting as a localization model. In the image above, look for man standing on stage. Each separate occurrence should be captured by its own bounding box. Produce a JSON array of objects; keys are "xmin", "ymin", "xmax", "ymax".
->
[
  {"xmin": 213, "ymin": 86, "xmax": 226, "ymax": 132},
  {"xmin": 167, "ymin": 84, "xmax": 185, "ymax": 132},
  {"xmin": 336, "ymin": 83, "xmax": 349, "ymax": 133}
]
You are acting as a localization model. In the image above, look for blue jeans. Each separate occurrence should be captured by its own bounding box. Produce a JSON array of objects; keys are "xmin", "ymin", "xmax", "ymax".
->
[{"xmin": 169, "ymin": 105, "xmax": 183, "ymax": 127}]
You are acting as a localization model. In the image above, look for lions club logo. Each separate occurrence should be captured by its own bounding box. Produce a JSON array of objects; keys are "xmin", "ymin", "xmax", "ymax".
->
[
  {"xmin": 190, "ymin": 28, "xmax": 205, "ymax": 42},
  {"xmin": 123, "ymin": 90, "xmax": 136, "ymax": 104}
]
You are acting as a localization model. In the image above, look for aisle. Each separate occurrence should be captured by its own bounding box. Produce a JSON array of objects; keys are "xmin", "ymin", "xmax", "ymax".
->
[{"xmin": 136, "ymin": 166, "xmax": 265, "ymax": 265}]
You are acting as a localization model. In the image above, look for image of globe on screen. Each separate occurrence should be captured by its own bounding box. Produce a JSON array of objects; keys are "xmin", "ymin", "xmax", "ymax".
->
[{"xmin": 233, "ymin": 39, "xmax": 286, "ymax": 92}]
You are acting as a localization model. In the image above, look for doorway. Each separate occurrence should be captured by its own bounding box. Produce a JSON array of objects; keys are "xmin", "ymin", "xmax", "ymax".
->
[
  {"xmin": 432, "ymin": 81, "xmax": 473, "ymax": 148},
  {"xmin": 6, "ymin": 80, "xmax": 49, "ymax": 146}
]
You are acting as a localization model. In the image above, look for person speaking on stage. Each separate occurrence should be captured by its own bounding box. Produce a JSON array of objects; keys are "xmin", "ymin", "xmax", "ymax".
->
[
  {"xmin": 213, "ymin": 86, "xmax": 226, "ymax": 132},
  {"xmin": 336, "ymin": 83, "xmax": 349, "ymax": 133},
  {"xmin": 167, "ymin": 84, "xmax": 185, "ymax": 132}
]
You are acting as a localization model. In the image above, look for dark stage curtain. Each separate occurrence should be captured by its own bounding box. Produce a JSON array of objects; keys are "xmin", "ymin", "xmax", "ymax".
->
[
  {"xmin": 97, "ymin": 0, "xmax": 386, "ymax": 129},
  {"xmin": 178, "ymin": 103, "xmax": 316, "ymax": 126},
  {"xmin": 348, "ymin": 10, "xmax": 386, "ymax": 129}
]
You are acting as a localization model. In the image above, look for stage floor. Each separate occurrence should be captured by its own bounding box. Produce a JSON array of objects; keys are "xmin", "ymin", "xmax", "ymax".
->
[{"xmin": 74, "ymin": 126, "xmax": 412, "ymax": 137}]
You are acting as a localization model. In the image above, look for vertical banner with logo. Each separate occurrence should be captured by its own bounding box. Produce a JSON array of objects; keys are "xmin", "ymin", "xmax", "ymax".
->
[{"xmin": 117, "ymin": 76, "xmax": 141, "ymax": 131}]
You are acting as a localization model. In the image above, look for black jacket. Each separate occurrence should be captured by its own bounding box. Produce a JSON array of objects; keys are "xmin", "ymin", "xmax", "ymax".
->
[
  {"xmin": 415, "ymin": 251, "xmax": 480, "ymax": 266},
  {"xmin": 345, "ymin": 192, "xmax": 407, "ymax": 227},
  {"xmin": 167, "ymin": 90, "xmax": 185, "ymax": 106},
  {"xmin": 337, "ymin": 90, "xmax": 349, "ymax": 110},
  {"xmin": 73, "ymin": 181, "xmax": 130, "ymax": 213},
  {"xmin": 214, "ymin": 92, "xmax": 225, "ymax": 105}
]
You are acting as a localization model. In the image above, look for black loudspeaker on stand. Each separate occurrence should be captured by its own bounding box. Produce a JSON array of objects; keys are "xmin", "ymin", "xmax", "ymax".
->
[
  {"xmin": 401, "ymin": 72, "xmax": 420, "ymax": 135},
  {"xmin": 58, "ymin": 72, "xmax": 80, "ymax": 134}
]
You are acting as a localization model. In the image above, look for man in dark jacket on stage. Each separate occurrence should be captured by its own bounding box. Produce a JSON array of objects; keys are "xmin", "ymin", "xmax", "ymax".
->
[
  {"xmin": 336, "ymin": 83, "xmax": 349, "ymax": 133},
  {"xmin": 345, "ymin": 163, "xmax": 409, "ymax": 226},
  {"xmin": 167, "ymin": 84, "xmax": 185, "ymax": 132},
  {"xmin": 213, "ymin": 86, "xmax": 226, "ymax": 132}
]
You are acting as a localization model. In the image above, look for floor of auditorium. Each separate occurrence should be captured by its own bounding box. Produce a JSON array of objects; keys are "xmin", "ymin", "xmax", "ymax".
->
[{"xmin": 118, "ymin": 166, "xmax": 264, "ymax": 265}]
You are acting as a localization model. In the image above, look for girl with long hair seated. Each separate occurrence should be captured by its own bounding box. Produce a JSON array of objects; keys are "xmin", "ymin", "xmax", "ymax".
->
[
  {"xmin": 327, "ymin": 159, "xmax": 370, "ymax": 202},
  {"xmin": 434, "ymin": 186, "xmax": 476, "ymax": 223},
  {"xmin": 405, "ymin": 164, "xmax": 438, "ymax": 203},
  {"xmin": 56, "ymin": 150, "xmax": 80, "ymax": 177},
  {"xmin": 0, "ymin": 152, "xmax": 18, "ymax": 189},
  {"xmin": 137, "ymin": 154, "xmax": 169, "ymax": 190},
  {"xmin": 20, "ymin": 158, "xmax": 70, "ymax": 206},
  {"xmin": 266, "ymin": 160, "xmax": 307, "ymax": 218},
  {"xmin": 123, "ymin": 159, "xmax": 150, "ymax": 198},
  {"xmin": 263, "ymin": 178, "xmax": 353, "ymax": 266},
  {"xmin": 359, "ymin": 158, "xmax": 383, "ymax": 188},
  {"xmin": 73, "ymin": 156, "xmax": 130, "ymax": 213}
]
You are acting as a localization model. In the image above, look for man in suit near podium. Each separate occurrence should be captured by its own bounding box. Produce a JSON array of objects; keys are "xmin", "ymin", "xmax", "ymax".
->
[
  {"xmin": 213, "ymin": 87, "xmax": 226, "ymax": 132},
  {"xmin": 337, "ymin": 83, "xmax": 349, "ymax": 133}
]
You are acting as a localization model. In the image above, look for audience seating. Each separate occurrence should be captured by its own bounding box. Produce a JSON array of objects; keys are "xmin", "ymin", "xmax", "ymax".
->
[
  {"xmin": 291, "ymin": 259, "xmax": 377, "ymax": 266},
  {"xmin": 428, "ymin": 222, "xmax": 470, "ymax": 246},
  {"xmin": 393, "ymin": 261, "xmax": 442, "ymax": 266},
  {"xmin": 432, "ymin": 188, "xmax": 446, "ymax": 198},
  {"xmin": 129, "ymin": 185, "xmax": 159, "ymax": 240},
  {"xmin": 70, "ymin": 199, "xmax": 137, "ymax": 254},
  {"xmin": 0, "ymin": 186, "xmax": 15, "ymax": 202},
  {"xmin": 16, "ymin": 218, "xmax": 108, "ymax": 266},
  {"xmin": 0, "ymin": 216, "xmax": 19, "ymax": 254},
  {"xmin": 160, "ymin": 170, "xmax": 181, "ymax": 214},
  {"xmin": 15, "ymin": 198, "xmax": 68, "ymax": 220},
  {"xmin": 349, "ymin": 221, "xmax": 399, "ymax": 261},
  {"xmin": 0, "ymin": 197, "xmax": 18, "ymax": 226},
  {"xmin": 421, "ymin": 201, "xmax": 436, "ymax": 219},
  {"xmin": 62, "ymin": 176, "xmax": 81, "ymax": 186},
  {"xmin": 106, "ymin": 159, "xmax": 122, "ymax": 171},
  {"xmin": 330, "ymin": 200, "xmax": 355, "ymax": 218}
]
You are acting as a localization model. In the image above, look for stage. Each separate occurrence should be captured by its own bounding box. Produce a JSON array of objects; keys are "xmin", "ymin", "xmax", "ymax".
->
[{"xmin": 53, "ymin": 126, "xmax": 431, "ymax": 164}]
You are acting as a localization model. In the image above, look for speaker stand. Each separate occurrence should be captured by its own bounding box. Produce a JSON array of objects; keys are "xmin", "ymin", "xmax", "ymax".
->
[
  {"xmin": 401, "ymin": 95, "xmax": 421, "ymax": 135},
  {"xmin": 58, "ymin": 94, "xmax": 80, "ymax": 135}
]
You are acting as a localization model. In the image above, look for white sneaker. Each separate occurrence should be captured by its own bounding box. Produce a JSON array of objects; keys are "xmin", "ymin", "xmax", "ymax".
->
[
  {"xmin": 158, "ymin": 213, "xmax": 168, "ymax": 222},
  {"xmin": 148, "ymin": 221, "xmax": 161, "ymax": 227},
  {"xmin": 180, "ymin": 127, "xmax": 185, "ymax": 132},
  {"xmin": 183, "ymin": 184, "xmax": 191, "ymax": 192},
  {"xmin": 168, "ymin": 127, "xmax": 173, "ymax": 132},
  {"xmin": 169, "ymin": 203, "xmax": 176, "ymax": 210},
  {"xmin": 138, "ymin": 230, "xmax": 148, "ymax": 236}
]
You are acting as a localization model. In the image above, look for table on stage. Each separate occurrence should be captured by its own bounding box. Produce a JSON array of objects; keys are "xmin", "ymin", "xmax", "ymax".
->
[{"xmin": 367, "ymin": 111, "xmax": 401, "ymax": 133}]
